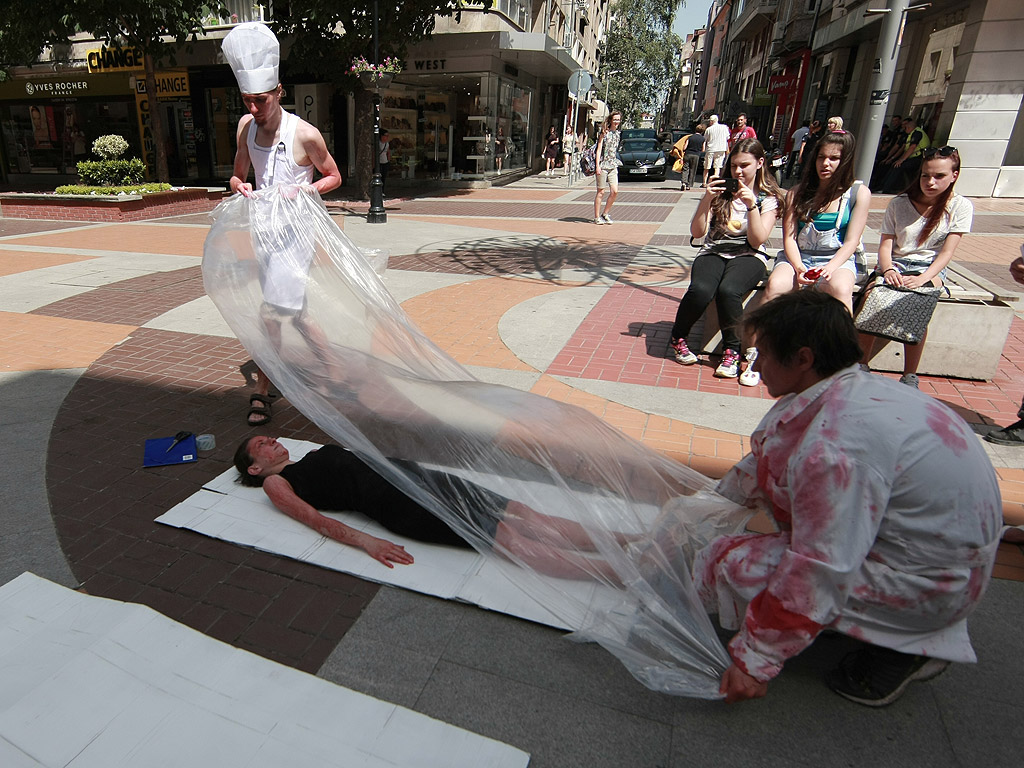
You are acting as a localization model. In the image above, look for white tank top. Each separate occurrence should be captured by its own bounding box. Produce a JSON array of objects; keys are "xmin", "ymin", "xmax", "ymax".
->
[{"xmin": 247, "ymin": 110, "xmax": 314, "ymax": 189}]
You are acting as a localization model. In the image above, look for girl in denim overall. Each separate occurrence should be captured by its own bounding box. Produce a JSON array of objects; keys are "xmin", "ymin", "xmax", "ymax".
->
[{"xmin": 766, "ymin": 130, "xmax": 871, "ymax": 312}]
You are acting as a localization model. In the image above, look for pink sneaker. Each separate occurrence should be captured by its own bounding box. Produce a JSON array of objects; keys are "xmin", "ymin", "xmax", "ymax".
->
[
  {"xmin": 715, "ymin": 349, "xmax": 740, "ymax": 378},
  {"xmin": 670, "ymin": 338, "xmax": 697, "ymax": 365}
]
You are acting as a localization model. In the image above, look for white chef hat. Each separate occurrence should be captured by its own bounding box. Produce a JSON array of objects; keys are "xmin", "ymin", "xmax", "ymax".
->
[{"xmin": 222, "ymin": 22, "xmax": 280, "ymax": 95}]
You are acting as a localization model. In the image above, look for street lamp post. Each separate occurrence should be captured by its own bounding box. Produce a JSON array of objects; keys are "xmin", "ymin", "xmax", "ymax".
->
[{"xmin": 367, "ymin": 0, "xmax": 387, "ymax": 224}]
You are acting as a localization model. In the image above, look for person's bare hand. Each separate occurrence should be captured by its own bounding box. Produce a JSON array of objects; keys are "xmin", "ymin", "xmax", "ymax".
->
[
  {"xmin": 365, "ymin": 537, "xmax": 414, "ymax": 568},
  {"xmin": 705, "ymin": 177, "xmax": 725, "ymax": 200},
  {"xmin": 902, "ymin": 274, "xmax": 929, "ymax": 290},
  {"xmin": 236, "ymin": 182, "xmax": 254, "ymax": 198},
  {"xmin": 720, "ymin": 663, "xmax": 769, "ymax": 703},
  {"xmin": 883, "ymin": 268, "xmax": 905, "ymax": 287},
  {"xmin": 736, "ymin": 178, "xmax": 756, "ymax": 210}
]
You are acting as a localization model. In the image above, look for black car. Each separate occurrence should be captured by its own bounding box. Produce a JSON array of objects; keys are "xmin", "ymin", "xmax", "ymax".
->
[{"xmin": 617, "ymin": 137, "xmax": 668, "ymax": 181}]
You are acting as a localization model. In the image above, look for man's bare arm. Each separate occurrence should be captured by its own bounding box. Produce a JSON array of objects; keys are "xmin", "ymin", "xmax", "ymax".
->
[
  {"xmin": 298, "ymin": 122, "xmax": 342, "ymax": 194},
  {"xmin": 230, "ymin": 114, "xmax": 255, "ymax": 196}
]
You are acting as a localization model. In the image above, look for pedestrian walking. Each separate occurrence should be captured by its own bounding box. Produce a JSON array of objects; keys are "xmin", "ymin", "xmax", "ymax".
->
[
  {"xmin": 728, "ymin": 113, "xmax": 756, "ymax": 149},
  {"xmin": 785, "ymin": 119, "xmax": 810, "ymax": 179},
  {"xmin": 593, "ymin": 110, "xmax": 623, "ymax": 224},
  {"xmin": 702, "ymin": 114, "xmax": 731, "ymax": 187},
  {"xmin": 679, "ymin": 124, "xmax": 706, "ymax": 191},
  {"xmin": 543, "ymin": 126, "xmax": 560, "ymax": 176}
]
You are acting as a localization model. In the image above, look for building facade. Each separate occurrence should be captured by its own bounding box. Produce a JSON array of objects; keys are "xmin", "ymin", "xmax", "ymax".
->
[
  {"xmin": 0, "ymin": 0, "xmax": 613, "ymax": 188},
  {"xmin": 703, "ymin": 0, "xmax": 1024, "ymax": 196}
]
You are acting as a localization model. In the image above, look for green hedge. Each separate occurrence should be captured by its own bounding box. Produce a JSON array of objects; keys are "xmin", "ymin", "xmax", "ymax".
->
[
  {"xmin": 54, "ymin": 183, "xmax": 172, "ymax": 196},
  {"xmin": 76, "ymin": 158, "xmax": 146, "ymax": 186}
]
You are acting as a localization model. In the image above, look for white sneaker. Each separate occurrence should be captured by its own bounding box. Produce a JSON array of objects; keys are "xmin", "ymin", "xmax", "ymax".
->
[
  {"xmin": 602, "ymin": 214, "xmax": 614, "ymax": 224},
  {"xmin": 739, "ymin": 348, "xmax": 760, "ymax": 387},
  {"xmin": 594, "ymin": 217, "xmax": 604, "ymax": 225}
]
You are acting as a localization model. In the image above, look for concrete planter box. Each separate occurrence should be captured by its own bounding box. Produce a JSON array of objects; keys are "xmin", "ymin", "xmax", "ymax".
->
[{"xmin": 0, "ymin": 187, "xmax": 226, "ymax": 222}]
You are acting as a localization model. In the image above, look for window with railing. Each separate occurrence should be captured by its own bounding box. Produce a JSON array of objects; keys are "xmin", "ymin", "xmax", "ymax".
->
[
  {"xmin": 458, "ymin": 0, "xmax": 528, "ymax": 29},
  {"xmin": 220, "ymin": 1, "xmax": 273, "ymax": 25}
]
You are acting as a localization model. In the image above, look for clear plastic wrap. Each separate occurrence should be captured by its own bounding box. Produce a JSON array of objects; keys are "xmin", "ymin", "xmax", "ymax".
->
[{"xmin": 202, "ymin": 186, "xmax": 755, "ymax": 697}]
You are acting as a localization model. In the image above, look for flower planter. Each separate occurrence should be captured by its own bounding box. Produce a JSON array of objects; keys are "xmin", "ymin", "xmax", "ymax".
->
[{"xmin": 0, "ymin": 187, "xmax": 227, "ymax": 222}]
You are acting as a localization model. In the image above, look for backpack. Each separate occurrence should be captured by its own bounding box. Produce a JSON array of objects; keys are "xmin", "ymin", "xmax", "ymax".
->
[{"xmin": 580, "ymin": 144, "xmax": 597, "ymax": 176}]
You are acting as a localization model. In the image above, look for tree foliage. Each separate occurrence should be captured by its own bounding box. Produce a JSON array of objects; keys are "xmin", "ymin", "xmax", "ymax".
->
[
  {"xmin": 600, "ymin": 0, "xmax": 682, "ymax": 127},
  {"xmin": 274, "ymin": 1, "xmax": 489, "ymax": 198},
  {"xmin": 274, "ymin": 1, "xmax": 477, "ymax": 84}
]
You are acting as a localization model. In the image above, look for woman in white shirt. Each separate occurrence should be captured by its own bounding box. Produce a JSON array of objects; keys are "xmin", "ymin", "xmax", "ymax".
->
[{"xmin": 860, "ymin": 146, "xmax": 972, "ymax": 387}]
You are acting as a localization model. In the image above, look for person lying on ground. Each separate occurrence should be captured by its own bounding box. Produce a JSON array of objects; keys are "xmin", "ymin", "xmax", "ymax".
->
[{"xmin": 234, "ymin": 436, "xmax": 635, "ymax": 583}]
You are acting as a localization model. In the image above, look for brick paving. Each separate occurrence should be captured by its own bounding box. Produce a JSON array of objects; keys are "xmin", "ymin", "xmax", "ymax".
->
[
  {"xmin": 0, "ymin": 184, "xmax": 1019, "ymax": 683},
  {"xmin": 47, "ymin": 326, "xmax": 374, "ymax": 673}
]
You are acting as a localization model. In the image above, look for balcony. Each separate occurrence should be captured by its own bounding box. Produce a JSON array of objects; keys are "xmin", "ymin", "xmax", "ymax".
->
[
  {"xmin": 768, "ymin": 13, "xmax": 815, "ymax": 60},
  {"xmin": 729, "ymin": 0, "xmax": 778, "ymax": 42}
]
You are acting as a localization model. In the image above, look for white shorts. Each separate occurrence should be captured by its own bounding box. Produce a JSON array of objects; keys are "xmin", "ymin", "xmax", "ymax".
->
[
  {"xmin": 705, "ymin": 151, "xmax": 727, "ymax": 173},
  {"xmin": 597, "ymin": 167, "xmax": 619, "ymax": 188}
]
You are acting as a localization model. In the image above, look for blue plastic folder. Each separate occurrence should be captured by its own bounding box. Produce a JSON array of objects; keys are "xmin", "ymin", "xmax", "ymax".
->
[{"xmin": 143, "ymin": 434, "xmax": 198, "ymax": 468}]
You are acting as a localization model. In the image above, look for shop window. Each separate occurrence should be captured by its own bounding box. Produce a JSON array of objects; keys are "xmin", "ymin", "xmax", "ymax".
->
[{"xmin": 2, "ymin": 101, "xmax": 134, "ymax": 176}]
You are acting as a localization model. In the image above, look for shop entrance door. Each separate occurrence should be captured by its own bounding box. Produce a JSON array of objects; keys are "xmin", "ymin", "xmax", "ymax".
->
[{"xmin": 162, "ymin": 101, "xmax": 199, "ymax": 180}]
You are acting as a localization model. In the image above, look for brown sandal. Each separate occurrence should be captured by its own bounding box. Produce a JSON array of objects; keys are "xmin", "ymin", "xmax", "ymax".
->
[{"xmin": 247, "ymin": 394, "xmax": 272, "ymax": 426}]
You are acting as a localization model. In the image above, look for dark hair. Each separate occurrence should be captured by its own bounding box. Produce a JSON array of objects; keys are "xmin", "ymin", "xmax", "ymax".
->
[
  {"xmin": 708, "ymin": 138, "xmax": 785, "ymax": 233},
  {"xmin": 737, "ymin": 113, "xmax": 748, "ymax": 120},
  {"xmin": 742, "ymin": 291, "xmax": 862, "ymax": 377},
  {"xmin": 904, "ymin": 147, "xmax": 961, "ymax": 245},
  {"xmin": 234, "ymin": 437, "xmax": 264, "ymax": 487},
  {"xmin": 791, "ymin": 130, "xmax": 858, "ymax": 225}
]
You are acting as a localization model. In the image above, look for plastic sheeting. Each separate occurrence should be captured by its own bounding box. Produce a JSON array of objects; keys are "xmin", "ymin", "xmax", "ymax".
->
[{"xmin": 202, "ymin": 185, "xmax": 754, "ymax": 697}]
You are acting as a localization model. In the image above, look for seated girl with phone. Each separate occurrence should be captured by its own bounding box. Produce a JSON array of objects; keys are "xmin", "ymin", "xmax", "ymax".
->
[{"xmin": 669, "ymin": 138, "xmax": 785, "ymax": 383}]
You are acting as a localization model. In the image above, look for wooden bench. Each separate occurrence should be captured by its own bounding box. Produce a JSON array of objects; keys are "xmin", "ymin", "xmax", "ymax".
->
[{"xmin": 687, "ymin": 259, "xmax": 1016, "ymax": 381}]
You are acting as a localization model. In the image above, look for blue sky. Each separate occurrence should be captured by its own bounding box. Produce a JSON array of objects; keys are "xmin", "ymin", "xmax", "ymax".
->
[{"xmin": 673, "ymin": 0, "xmax": 714, "ymax": 40}]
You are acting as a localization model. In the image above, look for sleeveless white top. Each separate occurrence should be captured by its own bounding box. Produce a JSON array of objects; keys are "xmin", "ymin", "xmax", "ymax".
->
[{"xmin": 247, "ymin": 110, "xmax": 314, "ymax": 189}]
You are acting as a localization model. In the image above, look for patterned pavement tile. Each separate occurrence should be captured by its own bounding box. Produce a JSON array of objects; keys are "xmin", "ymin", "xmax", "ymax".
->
[
  {"xmin": 0, "ymin": 249, "xmax": 97, "ymax": 277},
  {"xmin": 31, "ymin": 266, "xmax": 206, "ymax": 326},
  {"xmin": 400, "ymin": 215, "xmax": 662, "ymax": 245},
  {"xmin": 4, "ymin": 223, "xmax": 208, "ymax": 256},
  {"xmin": 0, "ymin": 311, "xmax": 136, "ymax": 371}
]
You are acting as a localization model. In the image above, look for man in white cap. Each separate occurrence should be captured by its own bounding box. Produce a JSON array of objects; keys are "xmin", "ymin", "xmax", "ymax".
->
[
  {"xmin": 702, "ymin": 114, "xmax": 731, "ymax": 188},
  {"xmin": 222, "ymin": 22, "xmax": 342, "ymax": 425}
]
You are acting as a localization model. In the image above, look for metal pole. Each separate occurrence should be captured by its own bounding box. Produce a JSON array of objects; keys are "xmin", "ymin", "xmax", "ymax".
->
[
  {"xmin": 854, "ymin": 0, "xmax": 912, "ymax": 184},
  {"xmin": 368, "ymin": 0, "xmax": 387, "ymax": 223}
]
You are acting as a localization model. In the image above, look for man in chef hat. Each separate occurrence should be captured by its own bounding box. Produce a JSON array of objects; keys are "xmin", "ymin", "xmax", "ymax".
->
[{"xmin": 222, "ymin": 22, "xmax": 343, "ymax": 426}]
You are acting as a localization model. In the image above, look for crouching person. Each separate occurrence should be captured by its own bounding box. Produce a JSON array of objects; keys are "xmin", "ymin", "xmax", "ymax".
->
[{"xmin": 694, "ymin": 291, "xmax": 1001, "ymax": 706}]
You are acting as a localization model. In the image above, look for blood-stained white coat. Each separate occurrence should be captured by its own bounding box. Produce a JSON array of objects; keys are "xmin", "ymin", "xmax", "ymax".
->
[{"xmin": 695, "ymin": 365, "xmax": 1001, "ymax": 682}]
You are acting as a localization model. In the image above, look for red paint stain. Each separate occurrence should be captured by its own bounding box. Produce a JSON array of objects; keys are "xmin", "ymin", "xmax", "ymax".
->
[{"xmin": 925, "ymin": 402, "xmax": 969, "ymax": 456}]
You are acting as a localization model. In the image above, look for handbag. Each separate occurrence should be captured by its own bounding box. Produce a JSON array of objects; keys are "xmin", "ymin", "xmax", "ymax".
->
[
  {"xmin": 853, "ymin": 275, "xmax": 942, "ymax": 343},
  {"xmin": 580, "ymin": 144, "xmax": 597, "ymax": 176},
  {"xmin": 672, "ymin": 158, "xmax": 684, "ymax": 173}
]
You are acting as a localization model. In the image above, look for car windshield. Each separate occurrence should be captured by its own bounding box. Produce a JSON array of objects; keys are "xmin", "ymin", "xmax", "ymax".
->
[
  {"xmin": 620, "ymin": 129, "xmax": 655, "ymax": 140},
  {"xmin": 622, "ymin": 139, "xmax": 660, "ymax": 152}
]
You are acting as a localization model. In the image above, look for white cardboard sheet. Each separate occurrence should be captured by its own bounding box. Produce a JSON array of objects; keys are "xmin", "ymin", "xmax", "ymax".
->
[
  {"xmin": 156, "ymin": 439, "xmax": 633, "ymax": 630},
  {"xmin": 0, "ymin": 573, "xmax": 529, "ymax": 768}
]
